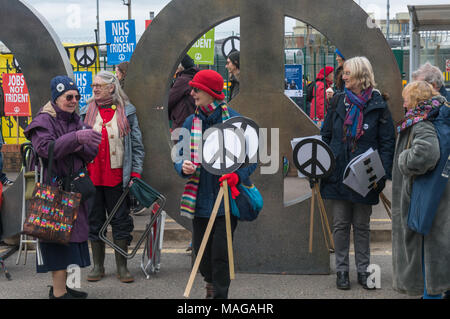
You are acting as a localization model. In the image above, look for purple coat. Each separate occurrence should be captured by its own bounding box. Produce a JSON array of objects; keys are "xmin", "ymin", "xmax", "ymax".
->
[{"xmin": 24, "ymin": 102, "xmax": 98, "ymax": 242}]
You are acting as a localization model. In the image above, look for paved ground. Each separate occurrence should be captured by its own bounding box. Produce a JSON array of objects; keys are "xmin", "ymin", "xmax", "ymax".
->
[
  {"xmin": 0, "ymin": 238, "xmax": 417, "ymax": 300},
  {"xmin": 2, "ymin": 172, "xmax": 408, "ymax": 300}
]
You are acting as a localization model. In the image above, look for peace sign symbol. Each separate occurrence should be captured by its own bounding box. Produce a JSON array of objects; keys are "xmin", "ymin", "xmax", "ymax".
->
[
  {"xmin": 224, "ymin": 116, "xmax": 259, "ymax": 167},
  {"xmin": 74, "ymin": 45, "xmax": 97, "ymax": 68},
  {"xmin": 221, "ymin": 36, "xmax": 240, "ymax": 59},
  {"xmin": 127, "ymin": 0, "xmax": 403, "ymax": 272},
  {"xmin": 292, "ymin": 138, "xmax": 335, "ymax": 180},
  {"xmin": 202, "ymin": 122, "xmax": 246, "ymax": 175}
]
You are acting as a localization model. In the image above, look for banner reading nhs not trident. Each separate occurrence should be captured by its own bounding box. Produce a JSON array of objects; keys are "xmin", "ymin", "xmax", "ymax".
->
[{"xmin": 105, "ymin": 20, "xmax": 136, "ymax": 65}]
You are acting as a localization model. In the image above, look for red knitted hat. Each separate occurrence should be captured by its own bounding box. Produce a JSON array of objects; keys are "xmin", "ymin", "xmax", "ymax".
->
[
  {"xmin": 189, "ymin": 69, "xmax": 225, "ymax": 100},
  {"xmin": 318, "ymin": 66, "xmax": 334, "ymax": 78}
]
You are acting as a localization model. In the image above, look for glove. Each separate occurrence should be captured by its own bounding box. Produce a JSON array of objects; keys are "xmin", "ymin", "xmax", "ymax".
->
[
  {"xmin": 219, "ymin": 173, "xmax": 240, "ymax": 199},
  {"xmin": 76, "ymin": 129, "xmax": 102, "ymax": 149}
]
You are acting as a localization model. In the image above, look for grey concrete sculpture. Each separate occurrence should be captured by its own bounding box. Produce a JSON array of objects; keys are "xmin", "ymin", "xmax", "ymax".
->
[
  {"xmin": 126, "ymin": 0, "xmax": 402, "ymax": 274},
  {"xmin": 0, "ymin": 0, "xmax": 72, "ymax": 239}
]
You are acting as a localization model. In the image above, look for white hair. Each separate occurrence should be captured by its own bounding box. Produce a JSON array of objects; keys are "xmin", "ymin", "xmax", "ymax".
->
[
  {"xmin": 87, "ymin": 70, "xmax": 130, "ymax": 107},
  {"xmin": 412, "ymin": 62, "xmax": 444, "ymax": 89}
]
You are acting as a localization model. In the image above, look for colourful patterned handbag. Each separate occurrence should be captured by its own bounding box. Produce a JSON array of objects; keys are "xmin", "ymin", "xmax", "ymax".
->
[{"xmin": 22, "ymin": 141, "xmax": 81, "ymax": 245}]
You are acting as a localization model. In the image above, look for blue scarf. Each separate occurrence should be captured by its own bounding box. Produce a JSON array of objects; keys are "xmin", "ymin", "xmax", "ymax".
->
[{"xmin": 343, "ymin": 87, "xmax": 373, "ymax": 151}]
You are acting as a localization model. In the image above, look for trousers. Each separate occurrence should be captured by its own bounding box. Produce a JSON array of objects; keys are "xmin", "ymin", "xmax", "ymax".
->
[
  {"xmin": 330, "ymin": 200, "xmax": 372, "ymax": 273},
  {"xmin": 192, "ymin": 215, "xmax": 237, "ymax": 299},
  {"xmin": 88, "ymin": 183, "xmax": 134, "ymax": 245}
]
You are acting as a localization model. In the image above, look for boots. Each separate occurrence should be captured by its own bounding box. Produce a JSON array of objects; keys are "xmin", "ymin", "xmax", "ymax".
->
[
  {"xmin": 87, "ymin": 241, "xmax": 105, "ymax": 282},
  {"xmin": 113, "ymin": 239, "xmax": 134, "ymax": 283},
  {"xmin": 205, "ymin": 283, "xmax": 215, "ymax": 299}
]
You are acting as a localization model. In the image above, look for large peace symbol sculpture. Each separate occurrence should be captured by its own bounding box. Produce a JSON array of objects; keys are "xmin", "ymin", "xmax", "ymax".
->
[{"xmin": 126, "ymin": 0, "xmax": 402, "ymax": 274}]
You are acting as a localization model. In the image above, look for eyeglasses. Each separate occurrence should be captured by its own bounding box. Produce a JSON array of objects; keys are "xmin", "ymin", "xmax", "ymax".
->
[
  {"xmin": 91, "ymin": 83, "xmax": 109, "ymax": 89},
  {"xmin": 66, "ymin": 94, "xmax": 81, "ymax": 101}
]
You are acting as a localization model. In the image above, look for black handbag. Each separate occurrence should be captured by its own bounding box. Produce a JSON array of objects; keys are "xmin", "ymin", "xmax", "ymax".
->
[{"xmin": 64, "ymin": 158, "xmax": 96, "ymax": 202}]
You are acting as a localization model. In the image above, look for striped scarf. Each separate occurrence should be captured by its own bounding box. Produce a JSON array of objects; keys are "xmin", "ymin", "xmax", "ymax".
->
[
  {"xmin": 180, "ymin": 100, "xmax": 230, "ymax": 219},
  {"xmin": 84, "ymin": 97, "xmax": 130, "ymax": 137},
  {"xmin": 343, "ymin": 87, "xmax": 373, "ymax": 152}
]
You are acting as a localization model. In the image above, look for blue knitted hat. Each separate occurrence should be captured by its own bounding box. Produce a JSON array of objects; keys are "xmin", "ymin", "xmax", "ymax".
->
[
  {"xmin": 335, "ymin": 48, "xmax": 345, "ymax": 60},
  {"xmin": 50, "ymin": 75, "xmax": 78, "ymax": 102}
]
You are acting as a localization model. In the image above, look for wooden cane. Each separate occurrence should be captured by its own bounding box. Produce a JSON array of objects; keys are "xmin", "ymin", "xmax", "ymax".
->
[
  {"xmin": 309, "ymin": 187, "xmax": 315, "ymax": 253},
  {"xmin": 184, "ymin": 187, "xmax": 224, "ymax": 298},
  {"xmin": 315, "ymin": 184, "xmax": 335, "ymax": 250},
  {"xmin": 316, "ymin": 186, "xmax": 330, "ymax": 251},
  {"xmin": 222, "ymin": 180, "xmax": 235, "ymax": 280}
]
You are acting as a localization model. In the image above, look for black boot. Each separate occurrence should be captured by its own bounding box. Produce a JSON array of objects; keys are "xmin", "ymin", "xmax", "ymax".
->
[
  {"xmin": 358, "ymin": 272, "xmax": 376, "ymax": 290},
  {"xmin": 336, "ymin": 271, "xmax": 350, "ymax": 290},
  {"xmin": 205, "ymin": 282, "xmax": 214, "ymax": 299}
]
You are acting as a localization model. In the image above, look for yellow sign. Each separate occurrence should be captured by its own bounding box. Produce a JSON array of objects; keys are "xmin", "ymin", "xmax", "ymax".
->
[{"xmin": 63, "ymin": 42, "xmax": 100, "ymax": 74}]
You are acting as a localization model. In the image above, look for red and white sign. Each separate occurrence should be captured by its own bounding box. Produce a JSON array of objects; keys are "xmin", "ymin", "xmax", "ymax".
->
[
  {"xmin": 446, "ymin": 59, "xmax": 450, "ymax": 72},
  {"xmin": 2, "ymin": 73, "xmax": 31, "ymax": 116}
]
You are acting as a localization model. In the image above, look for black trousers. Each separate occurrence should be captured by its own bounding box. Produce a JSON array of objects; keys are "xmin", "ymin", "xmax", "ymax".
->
[
  {"xmin": 88, "ymin": 183, "xmax": 134, "ymax": 245},
  {"xmin": 192, "ymin": 215, "xmax": 238, "ymax": 299}
]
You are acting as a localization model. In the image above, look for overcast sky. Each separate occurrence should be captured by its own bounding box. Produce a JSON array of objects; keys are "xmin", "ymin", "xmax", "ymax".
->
[{"xmin": 23, "ymin": 0, "xmax": 450, "ymax": 43}]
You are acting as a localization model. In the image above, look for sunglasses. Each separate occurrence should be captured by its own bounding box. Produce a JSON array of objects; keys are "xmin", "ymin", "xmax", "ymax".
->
[
  {"xmin": 192, "ymin": 87, "xmax": 201, "ymax": 93},
  {"xmin": 65, "ymin": 94, "xmax": 81, "ymax": 101}
]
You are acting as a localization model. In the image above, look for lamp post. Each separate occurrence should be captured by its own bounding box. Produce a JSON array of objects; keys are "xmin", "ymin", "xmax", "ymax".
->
[
  {"xmin": 122, "ymin": 0, "xmax": 132, "ymax": 20},
  {"xmin": 386, "ymin": 0, "xmax": 390, "ymax": 41}
]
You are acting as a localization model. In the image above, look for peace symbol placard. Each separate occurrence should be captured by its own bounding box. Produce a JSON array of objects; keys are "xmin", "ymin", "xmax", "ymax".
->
[
  {"xmin": 293, "ymin": 138, "xmax": 335, "ymax": 179},
  {"xmin": 221, "ymin": 36, "xmax": 240, "ymax": 59},
  {"xmin": 74, "ymin": 45, "xmax": 97, "ymax": 68},
  {"xmin": 202, "ymin": 122, "xmax": 246, "ymax": 175},
  {"xmin": 224, "ymin": 116, "xmax": 259, "ymax": 167}
]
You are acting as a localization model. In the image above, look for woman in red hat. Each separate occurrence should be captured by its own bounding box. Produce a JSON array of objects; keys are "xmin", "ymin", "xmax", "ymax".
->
[
  {"xmin": 310, "ymin": 66, "xmax": 334, "ymax": 122},
  {"xmin": 173, "ymin": 69, "xmax": 256, "ymax": 299}
]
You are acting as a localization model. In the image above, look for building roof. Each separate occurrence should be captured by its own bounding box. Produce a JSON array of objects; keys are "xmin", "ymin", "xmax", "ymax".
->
[{"xmin": 408, "ymin": 4, "xmax": 450, "ymax": 31}]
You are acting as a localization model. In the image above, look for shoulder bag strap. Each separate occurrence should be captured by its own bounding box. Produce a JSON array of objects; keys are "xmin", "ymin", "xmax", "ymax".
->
[{"xmin": 46, "ymin": 141, "xmax": 55, "ymax": 184}]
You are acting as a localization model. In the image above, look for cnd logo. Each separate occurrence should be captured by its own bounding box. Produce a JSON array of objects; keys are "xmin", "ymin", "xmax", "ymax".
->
[
  {"xmin": 366, "ymin": 264, "xmax": 381, "ymax": 289},
  {"xmin": 66, "ymin": 264, "xmax": 81, "ymax": 289}
]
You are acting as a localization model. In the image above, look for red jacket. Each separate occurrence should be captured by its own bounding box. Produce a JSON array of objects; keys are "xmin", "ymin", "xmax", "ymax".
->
[{"xmin": 310, "ymin": 67, "xmax": 334, "ymax": 121}]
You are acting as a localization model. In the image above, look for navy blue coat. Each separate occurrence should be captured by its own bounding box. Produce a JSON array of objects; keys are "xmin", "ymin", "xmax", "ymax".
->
[
  {"xmin": 439, "ymin": 85, "xmax": 449, "ymax": 101},
  {"xmin": 174, "ymin": 105, "xmax": 257, "ymax": 218},
  {"xmin": 320, "ymin": 90, "xmax": 395, "ymax": 205}
]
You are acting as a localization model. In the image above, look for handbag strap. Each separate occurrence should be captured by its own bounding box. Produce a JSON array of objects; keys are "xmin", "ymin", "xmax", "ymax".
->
[{"xmin": 46, "ymin": 141, "xmax": 55, "ymax": 184}]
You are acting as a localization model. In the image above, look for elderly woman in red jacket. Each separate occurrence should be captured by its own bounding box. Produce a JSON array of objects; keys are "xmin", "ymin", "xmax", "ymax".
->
[{"xmin": 310, "ymin": 66, "xmax": 334, "ymax": 122}]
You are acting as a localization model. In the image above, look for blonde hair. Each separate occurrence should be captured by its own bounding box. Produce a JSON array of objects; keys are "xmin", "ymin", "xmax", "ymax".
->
[
  {"xmin": 344, "ymin": 56, "xmax": 376, "ymax": 90},
  {"xmin": 402, "ymin": 81, "xmax": 439, "ymax": 109}
]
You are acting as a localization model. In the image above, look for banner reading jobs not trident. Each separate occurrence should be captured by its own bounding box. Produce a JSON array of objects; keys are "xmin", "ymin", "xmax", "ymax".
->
[{"xmin": 2, "ymin": 73, "xmax": 31, "ymax": 116}]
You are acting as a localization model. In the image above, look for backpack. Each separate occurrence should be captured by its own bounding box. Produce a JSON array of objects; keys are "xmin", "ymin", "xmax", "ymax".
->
[
  {"xmin": 407, "ymin": 103, "xmax": 450, "ymax": 235},
  {"xmin": 305, "ymin": 82, "xmax": 315, "ymax": 103}
]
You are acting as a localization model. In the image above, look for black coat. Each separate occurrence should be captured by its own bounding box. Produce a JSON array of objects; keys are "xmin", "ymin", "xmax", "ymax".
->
[
  {"xmin": 168, "ymin": 68, "xmax": 198, "ymax": 130},
  {"xmin": 320, "ymin": 90, "xmax": 395, "ymax": 205}
]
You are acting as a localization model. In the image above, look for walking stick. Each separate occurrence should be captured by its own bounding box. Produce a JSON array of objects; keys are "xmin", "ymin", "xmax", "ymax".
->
[
  {"xmin": 222, "ymin": 180, "xmax": 235, "ymax": 280},
  {"xmin": 184, "ymin": 187, "xmax": 224, "ymax": 298}
]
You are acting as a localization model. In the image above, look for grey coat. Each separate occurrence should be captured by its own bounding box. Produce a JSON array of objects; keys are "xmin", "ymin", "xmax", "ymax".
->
[
  {"xmin": 391, "ymin": 120, "xmax": 450, "ymax": 296},
  {"xmin": 122, "ymin": 103, "xmax": 145, "ymax": 188}
]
